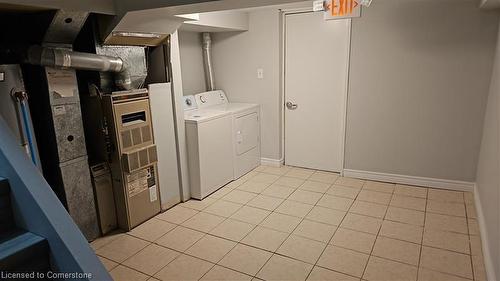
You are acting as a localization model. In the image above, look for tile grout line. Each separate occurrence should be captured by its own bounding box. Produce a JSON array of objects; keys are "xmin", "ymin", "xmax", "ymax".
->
[
  {"xmin": 304, "ymin": 175, "xmax": 365, "ymax": 281},
  {"xmin": 195, "ymin": 167, "xmax": 306, "ymax": 280},
  {"xmin": 137, "ymin": 187, "xmax": 471, "ymax": 279},
  {"xmin": 464, "ymin": 191, "xmax": 477, "ymax": 281},
  {"xmin": 171, "ymin": 175, "xmax": 426, "ymax": 279},
  {"xmin": 417, "ymin": 196, "xmax": 477, "ymax": 281},
  {"xmin": 133, "ymin": 220, "xmax": 205, "ymax": 279},
  {"xmin": 196, "ymin": 170, "xmax": 283, "ymax": 280},
  {"xmin": 231, "ymin": 165, "xmax": 318, "ymax": 278},
  {"xmin": 359, "ymin": 181, "xmax": 395, "ymax": 280},
  {"xmin": 100, "ymin": 167, "xmax": 477, "ymax": 281},
  {"xmin": 139, "ymin": 170, "xmax": 260, "ymax": 281},
  {"xmin": 417, "ymin": 190, "xmax": 478, "ymax": 281},
  {"xmin": 213, "ymin": 192, "xmax": 279, "ymax": 279},
  {"xmin": 215, "ymin": 171, "xmax": 467, "ymax": 218},
  {"xmin": 416, "ymin": 188, "xmax": 429, "ymax": 281},
  {"xmin": 253, "ymin": 168, "xmax": 318, "ymax": 279},
  {"xmin": 282, "ymin": 173, "xmax": 342, "ymax": 281},
  {"xmin": 151, "ymin": 170, "xmax": 264, "ymax": 280},
  {"xmin": 101, "ymin": 168, "xmax": 316, "ymax": 278}
]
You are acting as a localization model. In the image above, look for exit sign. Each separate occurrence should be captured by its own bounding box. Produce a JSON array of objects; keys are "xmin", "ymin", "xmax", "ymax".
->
[{"xmin": 324, "ymin": 0, "xmax": 361, "ymax": 20}]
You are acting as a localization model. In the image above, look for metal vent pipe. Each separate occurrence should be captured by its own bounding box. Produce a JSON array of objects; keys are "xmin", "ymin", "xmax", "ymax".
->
[
  {"xmin": 202, "ymin": 33, "xmax": 215, "ymax": 91},
  {"xmin": 26, "ymin": 45, "xmax": 124, "ymax": 73}
]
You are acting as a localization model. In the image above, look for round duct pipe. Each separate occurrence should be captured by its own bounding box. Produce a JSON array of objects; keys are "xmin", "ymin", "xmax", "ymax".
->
[{"xmin": 26, "ymin": 46, "xmax": 124, "ymax": 73}]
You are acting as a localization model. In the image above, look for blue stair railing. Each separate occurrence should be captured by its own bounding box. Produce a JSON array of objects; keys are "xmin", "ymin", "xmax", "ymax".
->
[{"xmin": 0, "ymin": 116, "xmax": 110, "ymax": 280}]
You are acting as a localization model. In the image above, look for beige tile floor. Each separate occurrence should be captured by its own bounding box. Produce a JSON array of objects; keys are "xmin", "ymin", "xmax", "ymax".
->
[{"xmin": 91, "ymin": 165, "xmax": 487, "ymax": 281}]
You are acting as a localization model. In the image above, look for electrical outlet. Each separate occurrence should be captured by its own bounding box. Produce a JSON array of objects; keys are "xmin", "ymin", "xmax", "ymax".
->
[
  {"xmin": 313, "ymin": 0, "xmax": 325, "ymax": 11},
  {"xmin": 360, "ymin": 0, "xmax": 373, "ymax": 6},
  {"xmin": 257, "ymin": 68, "xmax": 264, "ymax": 79}
]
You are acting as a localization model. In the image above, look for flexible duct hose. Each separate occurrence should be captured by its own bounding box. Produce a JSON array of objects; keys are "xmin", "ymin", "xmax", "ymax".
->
[{"xmin": 202, "ymin": 33, "xmax": 215, "ymax": 91}]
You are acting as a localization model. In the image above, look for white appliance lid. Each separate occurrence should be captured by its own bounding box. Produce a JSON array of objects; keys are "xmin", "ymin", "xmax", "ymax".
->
[
  {"xmin": 184, "ymin": 109, "xmax": 231, "ymax": 123},
  {"xmin": 210, "ymin": 103, "xmax": 260, "ymax": 113}
]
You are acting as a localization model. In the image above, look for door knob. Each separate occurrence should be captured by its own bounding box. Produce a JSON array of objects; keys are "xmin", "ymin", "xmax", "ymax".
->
[{"xmin": 286, "ymin": 101, "xmax": 298, "ymax": 110}]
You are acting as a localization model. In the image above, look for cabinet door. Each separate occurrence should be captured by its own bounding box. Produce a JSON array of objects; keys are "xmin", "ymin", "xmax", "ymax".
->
[{"xmin": 235, "ymin": 112, "xmax": 259, "ymax": 155}]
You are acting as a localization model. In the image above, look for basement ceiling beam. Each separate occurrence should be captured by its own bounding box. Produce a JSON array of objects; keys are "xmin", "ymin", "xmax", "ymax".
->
[
  {"xmin": 0, "ymin": 0, "xmax": 115, "ymax": 14},
  {"xmin": 114, "ymin": 0, "xmax": 308, "ymax": 14}
]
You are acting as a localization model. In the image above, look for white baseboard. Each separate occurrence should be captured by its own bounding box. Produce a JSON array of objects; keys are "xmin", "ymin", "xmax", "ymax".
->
[
  {"xmin": 342, "ymin": 169, "xmax": 475, "ymax": 192},
  {"xmin": 261, "ymin": 158, "xmax": 283, "ymax": 167},
  {"xmin": 473, "ymin": 184, "xmax": 497, "ymax": 281}
]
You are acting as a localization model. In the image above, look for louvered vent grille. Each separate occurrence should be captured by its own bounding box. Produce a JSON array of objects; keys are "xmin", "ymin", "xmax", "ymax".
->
[
  {"xmin": 132, "ymin": 128, "xmax": 142, "ymax": 145},
  {"xmin": 141, "ymin": 125, "xmax": 152, "ymax": 142},
  {"xmin": 122, "ymin": 144, "xmax": 158, "ymax": 173},
  {"xmin": 121, "ymin": 125, "xmax": 153, "ymax": 149},
  {"xmin": 121, "ymin": 131, "xmax": 133, "ymax": 148}
]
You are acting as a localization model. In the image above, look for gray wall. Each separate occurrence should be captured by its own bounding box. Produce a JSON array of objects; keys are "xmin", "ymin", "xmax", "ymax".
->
[
  {"xmin": 179, "ymin": 31, "xmax": 207, "ymax": 96},
  {"xmin": 476, "ymin": 20, "xmax": 500, "ymax": 281},
  {"xmin": 345, "ymin": 0, "xmax": 498, "ymax": 182},
  {"xmin": 211, "ymin": 0, "xmax": 498, "ymax": 181},
  {"xmin": 212, "ymin": 9, "xmax": 282, "ymax": 160}
]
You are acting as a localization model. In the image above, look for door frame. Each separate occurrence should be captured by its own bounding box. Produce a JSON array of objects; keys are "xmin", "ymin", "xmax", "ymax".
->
[{"xmin": 280, "ymin": 8, "xmax": 352, "ymax": 174}]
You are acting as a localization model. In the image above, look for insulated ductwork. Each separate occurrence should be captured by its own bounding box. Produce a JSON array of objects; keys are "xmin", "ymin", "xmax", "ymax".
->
[
  {"xmin": 26, "ymin": 46, "xmax": 124, "ymax": 73},
  {"xmin": 202, "ymin": 32, "xmax": 215, "ymax": 91},
  {"xmin": 95, "ymin": 46, "xmax": 148, "ymax": 90}
]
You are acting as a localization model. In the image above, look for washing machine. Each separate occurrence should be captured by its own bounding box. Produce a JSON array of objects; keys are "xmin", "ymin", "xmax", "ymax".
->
[
  {"xmin": 194, "ymin": 90, "xmax": 261, "ymax": 179},
  {"xmin": 183, "ymin": 95, "xmax": 234, "ymax": 199}
]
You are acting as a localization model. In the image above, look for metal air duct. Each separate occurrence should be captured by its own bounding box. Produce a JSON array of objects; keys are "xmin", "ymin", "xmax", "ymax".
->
[
  {"xmin": 202, "ymin": 32, "xmax": 215, "ymax": 91},
  {"xmin": 26, "ymin": 46, "xmax": 124, "ymax": 73}
]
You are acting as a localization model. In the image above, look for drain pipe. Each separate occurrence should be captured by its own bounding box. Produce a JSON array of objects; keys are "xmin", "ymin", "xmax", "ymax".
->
[
  {"xmin": 26, "ymin": 45, "xmax": 124, "ymax": 72},
  {"xmin": 202, "ymin": 33, "xmax": 215, "ymax": 91}
]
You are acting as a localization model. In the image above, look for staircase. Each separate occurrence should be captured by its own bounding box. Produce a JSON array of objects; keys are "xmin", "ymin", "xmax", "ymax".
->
[{"xmin": 0, "ymin": 177, "xmax": 51, "ymax": 275}]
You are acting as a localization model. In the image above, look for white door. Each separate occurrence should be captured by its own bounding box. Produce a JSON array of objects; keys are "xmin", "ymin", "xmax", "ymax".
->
[{"xmin": 284, "ymin": 12, "xmax": 350, "ymax": 172}]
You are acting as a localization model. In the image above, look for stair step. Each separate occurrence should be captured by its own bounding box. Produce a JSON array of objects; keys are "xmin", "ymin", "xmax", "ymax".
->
[
  {"xmin": 0, "ymin": 229, "xmax": 50, "ymax": 272},
  {"xmin": 0, "ymin": 178, "xmax": 14, "ymax": 233}
]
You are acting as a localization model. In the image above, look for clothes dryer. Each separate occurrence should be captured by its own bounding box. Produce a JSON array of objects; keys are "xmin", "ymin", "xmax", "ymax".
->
[{"xmin": 194, "ymin": 91, "xmax": 261, "ymax": 179}]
